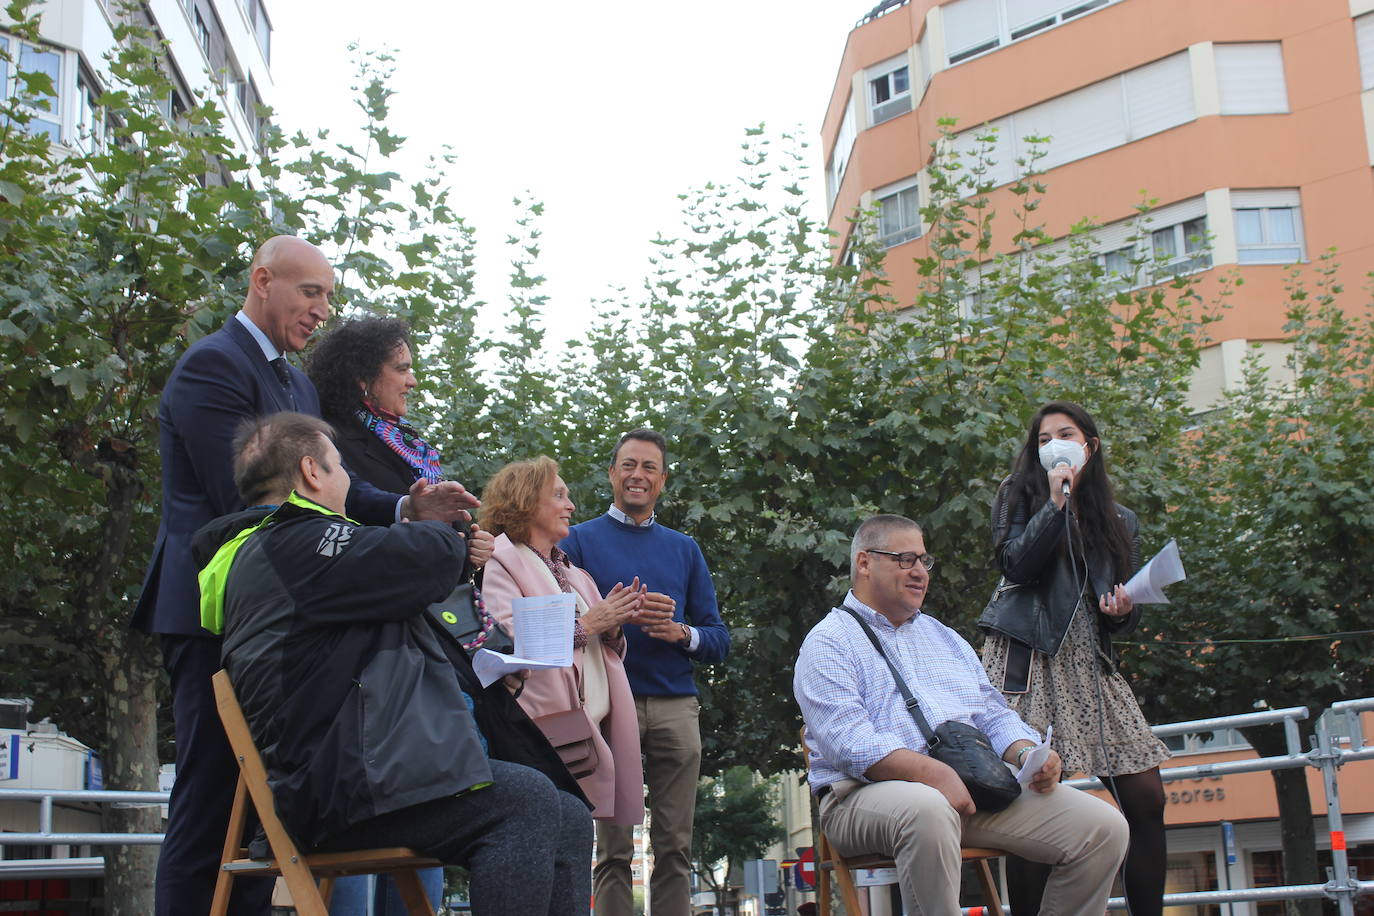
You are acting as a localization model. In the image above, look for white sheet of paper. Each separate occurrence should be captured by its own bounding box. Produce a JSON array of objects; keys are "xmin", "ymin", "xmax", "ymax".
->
[
  {"xmin": 470, "ymin": 649, "xmax": 567, "ymax": 689},
  {"xmin": 1123, "ymin": 539, "xmax": 1186, "ymax": 605},
  {"xmin": 511, "ymin": 593, "xmax": 577, "ymax": 667},
  {"xmin": 1015, "ymin": 725, "xmax": 1053, "ymax": 785}
]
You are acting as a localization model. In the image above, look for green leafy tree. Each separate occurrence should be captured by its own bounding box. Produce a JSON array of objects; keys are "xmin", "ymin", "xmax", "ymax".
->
[
  {"xmin": 1131, "ymin": 256, "xmax": 1374, "ymax": 913},
  {"xmin": 558, "ymin": 124, "xmax": 1215, "ymax": 777},
  {"xmin": 0, "ymin": 7, "xmax": 280, "ymax": 907},
  {"xmin": 0, "ymin": 8, "xmax": 491, "ymax": 911},
  {"xmin": 691, "ymin": 766, "xmax": 785, "ymax": 916}
]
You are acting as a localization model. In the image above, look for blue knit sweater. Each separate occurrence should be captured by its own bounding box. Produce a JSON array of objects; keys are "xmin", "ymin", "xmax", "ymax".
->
[{"xmin": 562, "ymin": 513, "xmax": 729, "ymax": 697}]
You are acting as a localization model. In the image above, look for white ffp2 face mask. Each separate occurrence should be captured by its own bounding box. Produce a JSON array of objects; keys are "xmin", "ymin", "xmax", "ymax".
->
[{"xmin": 1038, "ymin": 438, "xmax": 1086, "ymax": 472}]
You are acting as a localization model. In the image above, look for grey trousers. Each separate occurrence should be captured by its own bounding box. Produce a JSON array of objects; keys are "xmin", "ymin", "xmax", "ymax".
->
[
  {"xmin": 319, "ymin": 760, "xmax": 592, "ymax": 916},
  {"xmin": 821, "ymin": 779, "xmax": 1128, "ymax": 916},
  {"xmin": 594, "ymin": 695, "xmax": 701, "ymax": 916}
]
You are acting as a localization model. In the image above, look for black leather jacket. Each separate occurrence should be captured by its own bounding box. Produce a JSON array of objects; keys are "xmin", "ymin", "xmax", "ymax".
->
[{"xmin": 977, "ymin": 477, "xmax": 1141, "ymax": 663}]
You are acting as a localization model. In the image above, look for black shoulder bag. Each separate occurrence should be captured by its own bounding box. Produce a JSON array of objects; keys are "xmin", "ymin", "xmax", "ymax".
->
[
  {"xmin": 839, "ymin": 606, "xmax": 1021, "ymax": 813},
  {"xmin": 426, "ymin": 570, "xmax": 515, "ymax": 656}
]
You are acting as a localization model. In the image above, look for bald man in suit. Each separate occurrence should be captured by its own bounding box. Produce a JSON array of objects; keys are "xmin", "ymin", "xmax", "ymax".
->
[{"xmin": 133, "ymin": 236, "xmax": 479, "ymax": 915}]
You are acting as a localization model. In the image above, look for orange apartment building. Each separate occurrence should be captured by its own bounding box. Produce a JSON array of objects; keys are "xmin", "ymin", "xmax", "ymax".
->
[{"xmin": 821, "ymin": 0, "xmax": 1374, "ymax": 411}]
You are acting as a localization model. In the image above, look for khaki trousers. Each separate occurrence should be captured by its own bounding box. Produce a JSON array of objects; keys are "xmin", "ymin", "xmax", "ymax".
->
[
  {"xmin": 820, "ymin": 779, "xmax": 1128, "ymax": 916},
  {"xmin": 594, "ymin": 695, "xmax": 701, "ymax": 916}
]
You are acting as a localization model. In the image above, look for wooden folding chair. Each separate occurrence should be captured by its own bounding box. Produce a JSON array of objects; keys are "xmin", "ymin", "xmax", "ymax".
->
[
  {"xmin": 814, "ymin": 829, "xmax": 1005, "ymax": 916},
  {"xmin": 210, "ymin": 670, "xmax": 443, "ymax": 916},
  {"xmin": 801, "ymin": 730, "xmax": 1005, "ymax": 916}
]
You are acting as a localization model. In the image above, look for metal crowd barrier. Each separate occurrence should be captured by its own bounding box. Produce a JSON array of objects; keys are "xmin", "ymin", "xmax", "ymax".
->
[{"xmin": 5, "ymin": 701, "xmax": 1374, "ymax": 914}]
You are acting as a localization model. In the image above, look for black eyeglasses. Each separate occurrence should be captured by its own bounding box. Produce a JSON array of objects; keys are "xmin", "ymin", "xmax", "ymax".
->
[{"xmin": 865, "ymin": 548, "xmax": 936, "ymax": 571}]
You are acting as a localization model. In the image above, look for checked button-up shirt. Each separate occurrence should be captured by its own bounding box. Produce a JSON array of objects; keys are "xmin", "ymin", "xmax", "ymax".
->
[{"xmin": 795, "ymin": 591, "xmax": 1040, "ymax": 794}]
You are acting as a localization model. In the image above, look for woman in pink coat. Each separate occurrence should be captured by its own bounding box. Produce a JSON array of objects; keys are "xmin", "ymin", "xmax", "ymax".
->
[{"xmin": 481, "ymin": 456, "xmax": 646, "ymax": 825}]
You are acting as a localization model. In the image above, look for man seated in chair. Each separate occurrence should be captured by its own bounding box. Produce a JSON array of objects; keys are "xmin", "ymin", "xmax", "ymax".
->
[
  {"xmin": 195, "ymin": 411, "xmax": 593, "ymax": 916},
  {"xmin": 794, "ymin": 514, "xmax": 1128, "ymax": 916}
]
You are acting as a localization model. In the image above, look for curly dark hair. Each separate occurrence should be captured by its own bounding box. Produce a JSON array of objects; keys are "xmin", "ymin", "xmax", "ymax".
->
[{"xmin": 304, "ymin": 317, "xmax": 413, "ymax": 424}]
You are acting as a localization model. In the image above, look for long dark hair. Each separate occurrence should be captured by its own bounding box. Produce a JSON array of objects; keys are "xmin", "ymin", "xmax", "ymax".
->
[
  {"xmin": 1005, "ymin": 401, "xmax": 1133, "ymax": 581},
  {"xmin": 304, "ymin": 317, "xmax": 412, "ymax": 424}
]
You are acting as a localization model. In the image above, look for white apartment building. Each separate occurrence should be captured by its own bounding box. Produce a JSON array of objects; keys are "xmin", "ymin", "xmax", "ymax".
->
[{"xmin": 1, "ymin": 0, "xmax": 272, "ymax": 166}]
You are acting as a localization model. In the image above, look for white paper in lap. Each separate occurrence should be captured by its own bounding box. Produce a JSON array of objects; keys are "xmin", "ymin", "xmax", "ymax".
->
[
  {"xmin": 471, "ymin": 649, "xmax": 566, "ymax": 688},
  {"xmin": 511, "ymin": 593, "xmax": 576, "ymax": 667},
  {"xmin": 1016, "ymin": 725, "xmax": 1054, "ymax": 785}
]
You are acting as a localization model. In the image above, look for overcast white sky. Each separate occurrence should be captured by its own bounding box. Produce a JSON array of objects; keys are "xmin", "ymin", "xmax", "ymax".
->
[{"xmin": 268, "ymin": 1, "xmax": 862, "ymax": 339}]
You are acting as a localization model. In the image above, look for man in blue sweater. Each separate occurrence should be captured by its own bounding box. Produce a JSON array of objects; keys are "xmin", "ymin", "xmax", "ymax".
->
[{"xmin": 561, "ymin": 429, "xmax": 730, "ymax": 916}]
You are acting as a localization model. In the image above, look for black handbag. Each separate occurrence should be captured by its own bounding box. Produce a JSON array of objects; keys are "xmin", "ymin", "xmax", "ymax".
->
[
  {"xmin": 840, "ymin": 606, "xmax": 1022, "ymax": 813},
  {"xmin": 426, "ymin": 570, "xmax": 515, "ymax": 656}
]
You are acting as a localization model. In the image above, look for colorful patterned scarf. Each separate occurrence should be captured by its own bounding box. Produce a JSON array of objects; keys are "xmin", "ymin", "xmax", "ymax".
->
[{"xmin": 356, "ymin": 404, "xmax": 444, "ymax": 483}]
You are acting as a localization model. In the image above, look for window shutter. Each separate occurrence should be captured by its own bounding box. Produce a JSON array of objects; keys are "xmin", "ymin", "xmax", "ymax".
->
[
  {"xmin": 1004, "ymin": 0, "xmax": 1068, "ymax": 36},
  {"xmin": 1215, "ymin": 43, "xmax": 1288, "ymax": 114},
  {"xmin": 1356, "ymin": 14, "xmax": 1374, "ymax": 91},
  {"xmin": 1230, "ymin": 188, "xmax": 1300, "ymax": 209},
  {"xmin": 954, "ymin": 116, "xmax": 1017, "ymax": 186},
  {"xmin": 1017, "ymin": 78, "xmax": 1125, "ymax": 169},
  {"xmin": 1125, "ymin": 52, "xmax": 1194, "ymax": 139},
  {"xmin": 917, "ymin": 28, "xmax": 933, "ymax": 91},
  {"xmin": 943, "ymin": 0, "xmax": 999, "ymax": 61}
]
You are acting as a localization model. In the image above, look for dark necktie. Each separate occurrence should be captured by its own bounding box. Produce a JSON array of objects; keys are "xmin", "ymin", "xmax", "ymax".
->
[{"xmin": 270, "ymin": 357, "xmax": 296, "ymax": 408}]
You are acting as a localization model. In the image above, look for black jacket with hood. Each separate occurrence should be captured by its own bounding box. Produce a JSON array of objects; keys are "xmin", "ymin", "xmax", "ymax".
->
[{"xmin": 193, "ymin": 495, "xmax": 585, "ymax": 849}]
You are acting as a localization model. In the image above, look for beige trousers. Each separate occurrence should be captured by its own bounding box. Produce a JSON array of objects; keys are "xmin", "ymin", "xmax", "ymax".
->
[
  {"xmin": 594, "ymin": 695, "xmax": 701, "ymax": 916},
  {"xmin": 821, "ymin": 778, "xmax": 1128, "ymax": 916}
]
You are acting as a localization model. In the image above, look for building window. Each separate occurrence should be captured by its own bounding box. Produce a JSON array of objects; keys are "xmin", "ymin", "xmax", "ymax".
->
[
  {"xmin": 1235, "ymin": 206, "xmax": 1302, "ymax": 264},
  {"xmin": 1357, "ymin": 13, "xmax": 1374, "ymax": 91},
  {"xmin": 243, "ymin": 78, "xmax": 263, "ymax": 149},
  {"xmin": 192, "ymin": 0, "xmax": 228, "ymax": 82},
  {"xmin": 1215, "ymin": 43, "xmax": 1288, "ymax": 115},
  {"xmin": 193, "ymin": 8, "xmax": 210, "ymax": 58},
  {"xmin": 240, "ymin": 0, "xmax": 272, "ymax": 64},
  {"xmin": 75, "ymin": 69, "xmax": 107, "ymax": 153},
  {"xmin": 1150, "ymin": 216, "xmax": 1210, "ymax": 275},
  {"xmin": 867, "ymin": 55, "xmax": 911, "ymax": 126},
  {"xmin": 826, "ymin": 94, "xmax": 858, "ymax": 210},
  {"xmin": 1091, "ymin": 244, "xmax": 1138, "ymax": 291},
  {"xmin": 0, "ymin": 34, "xmax": 63, "ymax": 143},
  {"xmin": 944, "ymin": 0, "xmax": 1116, "ymax": 66},
  {"xmin": 875, "ymin": 179, "xmax": 921, "ymax": 248}
]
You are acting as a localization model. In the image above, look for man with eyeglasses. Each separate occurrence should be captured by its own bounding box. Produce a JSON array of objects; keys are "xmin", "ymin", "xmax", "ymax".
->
[{"xmin": 794, "ymin": 514, "xmax": 1127, "ymax": 915}]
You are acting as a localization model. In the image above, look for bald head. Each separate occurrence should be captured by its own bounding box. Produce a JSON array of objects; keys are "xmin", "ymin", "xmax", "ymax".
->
[{"xmin": 243, "ymin": 235, "xmax": 335, "ymax": 353}]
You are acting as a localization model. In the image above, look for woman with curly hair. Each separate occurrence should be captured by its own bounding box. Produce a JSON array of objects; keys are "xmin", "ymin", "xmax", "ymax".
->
[
  {"xmin": 305, "ymin": 316, "xmax": 495, "ymax": 916},
  {"xmin": 306, "ymin": 317, "xmax": 441, "ymax": 493},
  {"xmin": 979, "ymin": 401, "xmax": 1170, "ymax": 916}
]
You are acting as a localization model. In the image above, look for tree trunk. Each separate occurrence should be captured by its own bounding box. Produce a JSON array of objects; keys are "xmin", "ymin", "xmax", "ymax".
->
[
  {"xmin": 1239, "ymin": 723, "xmax": 1321, "ymax": 916},
  {"xmin": 99, "ymin": 626, "xmax": 162, "ymax": 916}
]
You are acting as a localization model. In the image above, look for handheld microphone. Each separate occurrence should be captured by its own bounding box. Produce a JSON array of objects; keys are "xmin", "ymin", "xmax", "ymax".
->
[{"xmin": 1052, "ymin": 457, "xmax": 1072, "ymax": 501}]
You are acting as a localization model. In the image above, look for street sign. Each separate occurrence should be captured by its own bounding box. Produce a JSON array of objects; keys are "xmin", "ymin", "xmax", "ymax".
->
[{"xmin": 795, "ymin": 846, "xmax": 817, "ymax": 889}]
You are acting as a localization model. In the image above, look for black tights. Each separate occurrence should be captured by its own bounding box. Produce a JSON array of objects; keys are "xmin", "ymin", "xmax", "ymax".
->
[{"xmin": 1006, "ymin": 767, "xmax": 1166, "ymax": 916}]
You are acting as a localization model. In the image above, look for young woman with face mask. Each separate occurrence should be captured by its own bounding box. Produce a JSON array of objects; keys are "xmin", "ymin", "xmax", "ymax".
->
[{"xmin": 978, "ymin": 401, "xmax": 1170, "ymax": 916}]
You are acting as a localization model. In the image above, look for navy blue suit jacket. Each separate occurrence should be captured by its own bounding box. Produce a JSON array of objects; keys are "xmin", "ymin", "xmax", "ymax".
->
[{"xmin": 132, "ymin": 318, "xmax": 399, "ymax": 636}]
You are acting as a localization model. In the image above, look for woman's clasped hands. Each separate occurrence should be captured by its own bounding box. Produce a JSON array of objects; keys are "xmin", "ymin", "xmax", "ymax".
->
[{"xmin": 580, "ymin": 577, "xmax": 647, "ymax": 636}]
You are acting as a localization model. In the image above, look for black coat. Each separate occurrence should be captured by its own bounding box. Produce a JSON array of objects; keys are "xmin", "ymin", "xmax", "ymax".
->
[
  {"xmin": 977, "ymin": 477, "xmax": 1141, "ymax": 661},
  {"xmin": 332, "ymin": 416, "xmax": 425, "ymax": 496},
  {"xmin": 331, "ymin": 415, "xmax": 481, "ymax": 580},
  {"xmin": 193, "ymin": 499, "xmax": 586, "ymax": 849}
]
